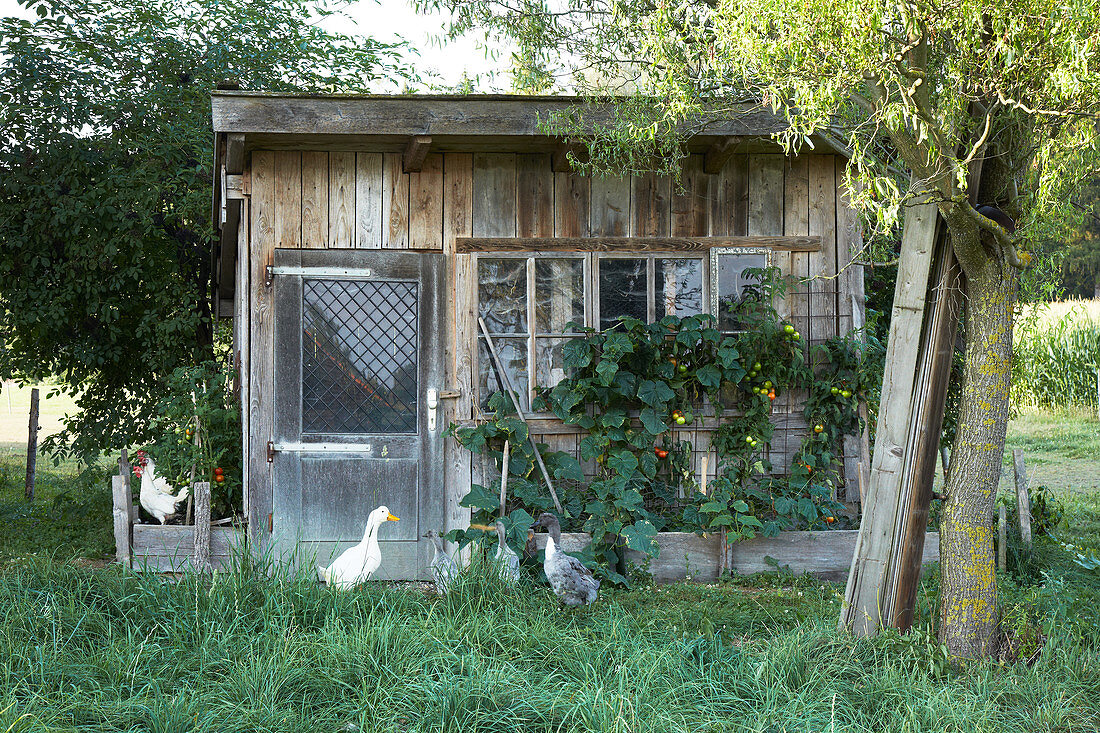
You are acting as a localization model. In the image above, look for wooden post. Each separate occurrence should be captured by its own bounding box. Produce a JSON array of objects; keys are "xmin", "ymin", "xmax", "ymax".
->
[
  {"xmin": 499, "ymin": 440, "xmax": 510, "ymax": 519},
  {"xmin": 112, "ymin": 450, "xmax": 134, "ymax": 567},
  {"xmin": 699, "ymin": 452, "xmax": 709, "ymax": 496},
  {"xmin": 997, "ymin": 505, "xmax": 1007, "ymax": 572},
  {"xmin": 1013, "ymin": 449, "xmax": 1032, "ymax": 546},
  {"xmin": 193, "ymin": 481, "xmax": 212, "ymax": 572},
  {"xmin": 24, "ymin": 387, "xmax": 39, "ymax": 501}
]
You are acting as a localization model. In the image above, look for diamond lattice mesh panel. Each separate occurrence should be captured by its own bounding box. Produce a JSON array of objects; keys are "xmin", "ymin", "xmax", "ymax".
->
[{"xmin": 302, "ymin": 279, "xmax": 418, "ymax": 434}]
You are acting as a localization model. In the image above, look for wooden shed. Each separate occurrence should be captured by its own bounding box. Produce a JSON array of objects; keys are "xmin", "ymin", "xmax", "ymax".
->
[{"xmin": 211, "ymin": 92, "xmax": 868, "ymax": 580}]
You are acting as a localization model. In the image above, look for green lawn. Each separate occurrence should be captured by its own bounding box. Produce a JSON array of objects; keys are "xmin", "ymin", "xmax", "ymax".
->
[{"xmin": 0, "ymin": 409, "xmax": 1098, "ymax": 731}]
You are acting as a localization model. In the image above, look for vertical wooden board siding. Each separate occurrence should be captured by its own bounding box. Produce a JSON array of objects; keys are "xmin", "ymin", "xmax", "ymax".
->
[
  {"xmin": 473, "ymin": 153, "xmax": 517, "ymax": 237},
  {"xmin": 749, "ymin": 155, "xmax": 787, "ymax": 322},
  {"xmin": 672, "ymin": 154, "xmax": 710, "ymax": 236},
  {"xmin": 631, "ymin": 172, "xmax": 671, "ymax": 236},
  {"xmin": 783, "ymin": 156, "xmax": 809, "ymax": 333},
  {"xmin": 808, "ymin": 155, "xmax": 838, "ymax": 342},
  {"xmin": 236, "ymin": 199, "xmax": 251, "ymax": 515},
  {"xmin": 444, "ymin": 153, "xmax": 475, "ymax": 552},
  {"xmin": 273, "ymin": 151, "xmax": 302, "ymax": 249},
  {"xmin": 383, "ymin": 152, "xmax": 410, "ymax": 249},
  {"xmin": 248, "ymin": 151, "xmax": 276, "ymax": 545},
  {"xmin": 354, "ymin": 153, "xmax": 382, "ymax": 249},
  {"xmin": 554, "ymin": 172, "xmax": 591, "ymax": 237},
  {"xmin": 710, "ymin": 155, "xmax": 748, "ymax": 237},
  {"xmin": 516, "ymin": 154, "xmax": 554, "ymax": 238},
  {"xmin": 328, "ymin": 152, "xmax": 355, "ymax": 248},
  {"xmin": 591, "ymin": 175, "xmax": 630, "ymax": 236},
  {"xmin": 301, "ymin": 152, "xmax": 328, "ymax": 249},
  {"xmin": 409, "ymin": 153, "xmax": 444, "ymax": 250}
]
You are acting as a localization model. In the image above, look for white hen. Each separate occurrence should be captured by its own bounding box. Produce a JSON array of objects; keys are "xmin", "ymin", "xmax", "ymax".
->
[
  {"xmin": 133, "ymin": 451, "xmax": 189, "ymax": 524},
  {"xmin": 318, "ymin": 505, "xmax": 399, "ymax": 589}
]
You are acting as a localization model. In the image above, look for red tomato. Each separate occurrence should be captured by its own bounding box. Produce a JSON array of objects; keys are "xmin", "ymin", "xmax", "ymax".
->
[{"xmin": 214, "ymin": 474, "xmax": 225, "ymax": 483}]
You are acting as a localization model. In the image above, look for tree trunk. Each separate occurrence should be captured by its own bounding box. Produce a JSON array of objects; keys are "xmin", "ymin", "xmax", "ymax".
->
[{"xmin": 938, "ymin": 247, "xmax": 1017, "ymax": 659}]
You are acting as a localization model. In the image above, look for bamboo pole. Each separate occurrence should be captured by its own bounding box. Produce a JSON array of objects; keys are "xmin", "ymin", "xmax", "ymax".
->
[{"xmin": 478, "ymin": 317, "xmax": 564, "ymax": 515}]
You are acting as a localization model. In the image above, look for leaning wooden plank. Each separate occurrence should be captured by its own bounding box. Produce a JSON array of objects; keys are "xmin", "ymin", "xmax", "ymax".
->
[
  {"xmin": 839, "ymin": 194, "xmax": 939, "ymax": 636},
  {"xmin": 455, "ymin": 236, "xmax": 821, "ymax": 253}
]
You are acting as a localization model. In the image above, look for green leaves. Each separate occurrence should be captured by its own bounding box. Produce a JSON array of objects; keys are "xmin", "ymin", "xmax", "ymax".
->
[
  {"xmin": 459, "ymin": 484, "xmax": 501, "ymax": 513},
  {"xmin": 620, "ymin": 520, "xmax": 658, "ymax": 554},
  {"xmin": 637, "ymin": 379, "xmax": 674, "ymax": 407}
]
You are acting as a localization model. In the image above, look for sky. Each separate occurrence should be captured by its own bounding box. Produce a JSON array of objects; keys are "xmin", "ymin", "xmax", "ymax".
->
[{"xmin": 0, "ymin": 0, "xmax": 511, "ymax": 91}]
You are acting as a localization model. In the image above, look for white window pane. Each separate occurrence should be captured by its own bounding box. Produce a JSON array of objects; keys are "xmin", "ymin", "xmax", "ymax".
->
[
  {"xmin": 478, "ymin": 258, "xmax": 528, "ymax": 334},
  {"xmin": 654, "ymin": 258, "xmax": 703, "ymax": 319},
  {"xmin": 599, "ymin": 258, "xmax": 647, "ymax": 329},
  {"xmin": 478, "ymin": 337, "xmax": 529, "ymax": 411},
  {"xmin": 534, "ymin": 337, "xmax": 574, "ymax": 389},
  {"xmin": 535, "ymin": 259, "xmax": 584, "ymax": 333},
  {"xmin": 716, "ymin": 253, "xmax": 768, "ymax": 331}
]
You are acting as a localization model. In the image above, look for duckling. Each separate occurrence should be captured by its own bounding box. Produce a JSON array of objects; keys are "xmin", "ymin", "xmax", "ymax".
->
[
  {"xmin": 424, "ymin": 529, "xmax": 459, "ymax": 594},
  {"xmin": 530, "ymin": 513, "xmax": 599, "ymax": 606},
  {"xmin": 493, "ymin": 520, "xmax": 521, "ymax": 584}
]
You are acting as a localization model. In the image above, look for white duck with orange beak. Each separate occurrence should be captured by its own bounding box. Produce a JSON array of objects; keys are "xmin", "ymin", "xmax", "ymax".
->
[{"xmin": 318, "ymin": 505, "xmax": 400, "ymax": 589}]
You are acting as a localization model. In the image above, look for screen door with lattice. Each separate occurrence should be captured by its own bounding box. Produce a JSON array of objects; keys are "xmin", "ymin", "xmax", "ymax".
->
[{"xmin": 271, "ymin": 249, "xmax": 444, "ymax": 580}]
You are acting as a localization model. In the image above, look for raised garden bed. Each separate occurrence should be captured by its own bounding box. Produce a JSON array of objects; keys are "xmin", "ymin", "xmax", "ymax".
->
[
  {"xmin": 537, "ymin": 530, "xmax": 940, "ymax": 583},
  {"xmin": 130, "ymin": 524, "xmax": 244, "ymax": 573}
]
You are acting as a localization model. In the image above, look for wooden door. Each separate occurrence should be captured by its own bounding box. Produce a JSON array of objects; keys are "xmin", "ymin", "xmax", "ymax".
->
[{"xmin": 271, "ymin": 248, "xmax": 444, "ymax": 580}]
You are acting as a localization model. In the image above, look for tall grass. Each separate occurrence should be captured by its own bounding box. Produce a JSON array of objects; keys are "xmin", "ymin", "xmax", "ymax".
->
[
  {"xmin": 1013, "ymin": 300, "xmax": 1100, "ymax": 411},
  {"xmin": 1, "ymin": 557, "xmax": 1099, "ymax": 732}
]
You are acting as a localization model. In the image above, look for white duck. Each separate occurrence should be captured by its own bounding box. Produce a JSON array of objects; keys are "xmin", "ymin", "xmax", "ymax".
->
[
  {"xmin": 132, "ymin": 451, "xmax": 189, "ymax": 524},
  {"xmin": 425, "ymin": 529, "xmax": 460, "ymax": 593},
  {"xmin": 318, "ymin": 505, "xmax": 399, "ymax": 589},
  {"xmin": 531, "ymin": 513, "xmax": 599, "ymax": 606}
]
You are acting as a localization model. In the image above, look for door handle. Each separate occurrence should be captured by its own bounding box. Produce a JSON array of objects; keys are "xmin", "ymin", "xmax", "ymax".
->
[{"xmin": 426, "ymin": 388, "xmax": 439, "ymax": 432}]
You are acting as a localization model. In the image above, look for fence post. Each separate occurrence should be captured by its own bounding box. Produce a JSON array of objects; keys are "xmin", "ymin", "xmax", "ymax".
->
[
  {"xmin": 997, "ymin": 505, "xmax": 1007, "ymax": 572},
  {"xmin": 112, "ymin": 450, "xmax": 134, "ymax": 567},
  {"xmin": 24, "ymin": 387, "xmax": 39, "ymax": 501},
  {"xmin": 1013, "ymin": 449, "xmax": 1032, "ymax": 547},
  {"xmin": 193, "ymin": 481, "xmax": 212, "ymax": 572}
]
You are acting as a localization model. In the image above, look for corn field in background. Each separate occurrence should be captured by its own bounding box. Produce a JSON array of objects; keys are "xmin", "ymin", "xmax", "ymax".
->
[{"xmin": 1013, "ymin": 300, "xmax": 1100, "ymax": 412}]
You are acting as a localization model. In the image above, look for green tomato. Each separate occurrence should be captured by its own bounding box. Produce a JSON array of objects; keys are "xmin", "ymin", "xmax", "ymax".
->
[
  {"xmin": 764, "ymin": 380, "xmax": 773, "ymax": 389},
  {"xmin": 793, "ymin": 332, "xmax": 801, "ymax": 341},
  {"xmin": 744, "ymin": 435, "xmax": 754, "ymax": 443},
  {"xmin": 675, "ymin": 415, "xmax": 686, "ymax": 425},
  {"xmin": 841, "ymin": 390, "xmax": 852, "ymax": 398},
  {"xmin": 784, "ymin": 324, "xmax": 795, "ymax": 334},
  {"xmin": 830, "ymin": 387, "xmax": 839, "ymax": 395},
  {"xmin": 678, "ymin": 364, "xmax": 688, "ymax": 373},
  {"xmin": 753, "ymin": 362, "xmax": 762, "ymax": 371}
]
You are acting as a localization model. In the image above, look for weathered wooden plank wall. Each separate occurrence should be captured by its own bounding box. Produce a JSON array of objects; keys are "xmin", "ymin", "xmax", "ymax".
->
[{"xmin": 240, "ymin": 150, "xmax": 864, "ymax": 547}]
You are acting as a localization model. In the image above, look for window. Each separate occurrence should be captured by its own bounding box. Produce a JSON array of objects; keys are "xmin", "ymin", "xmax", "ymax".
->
[{"xmin": 476, "ymin": 249, "xmax": 771, "ymax": 411}]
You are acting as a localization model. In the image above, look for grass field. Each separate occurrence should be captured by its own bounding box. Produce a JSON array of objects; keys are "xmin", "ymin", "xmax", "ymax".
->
[{"xmin": 0, "ymin": 408, "xmax": 1098, "ymax": 731}]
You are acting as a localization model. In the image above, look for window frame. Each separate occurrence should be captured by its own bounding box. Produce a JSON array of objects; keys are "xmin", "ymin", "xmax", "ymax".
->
[{"xmin": 474, "ymin": 248, "xmax": 775, "ymax": 416}]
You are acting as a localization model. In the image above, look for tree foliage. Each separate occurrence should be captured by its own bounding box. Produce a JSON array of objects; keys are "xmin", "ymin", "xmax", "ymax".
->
[{"xmin": 0, "ymin": 0, "xmax": 412, "ymax": 459}]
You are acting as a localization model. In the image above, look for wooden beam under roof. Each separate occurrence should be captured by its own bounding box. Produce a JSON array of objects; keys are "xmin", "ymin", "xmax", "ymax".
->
[
  {"xmin": 402, "ymin": 135, "xmax": 432, "ymax": 172},
  {"xmin": 211, "ymin": 92, "xmax": 790, "ymax": 139},
  {"xmin": 455, "ymin": 235, "xmax": 820, "ymax": 253}
]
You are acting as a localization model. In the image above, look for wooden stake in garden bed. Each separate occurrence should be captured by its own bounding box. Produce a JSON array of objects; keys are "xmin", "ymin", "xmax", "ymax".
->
[
  {"xmin": 193, "ymin": 481, "xmax": 212, "ymax": 572},
  {"xmin": 1014, "ymin": 449, "xmax": 1032, "ymax": 547}
]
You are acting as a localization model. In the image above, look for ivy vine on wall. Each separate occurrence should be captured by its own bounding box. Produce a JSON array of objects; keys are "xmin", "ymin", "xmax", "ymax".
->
[{"xmin": 451, "ymin": 269, "xmax": 885, "ymax": 586}]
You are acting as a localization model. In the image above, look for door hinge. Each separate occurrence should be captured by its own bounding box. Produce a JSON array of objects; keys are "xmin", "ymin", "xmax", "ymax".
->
[
  {"xmin": 439, "ymin": 389, "xmax": 462, "ymax": 399},
  {"xmin": 267, "ymin": 440, "xmax": 275, "ymax": 463}
]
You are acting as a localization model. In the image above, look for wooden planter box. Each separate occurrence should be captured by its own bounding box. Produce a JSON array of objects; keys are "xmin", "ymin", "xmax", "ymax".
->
[
  {"xmin": 537, "ymin": 530, "xmax": 940, "ymax": 583},
  {"xmin": 130, "ymin": 524, "xmax": 244, "ymax": 573}
]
